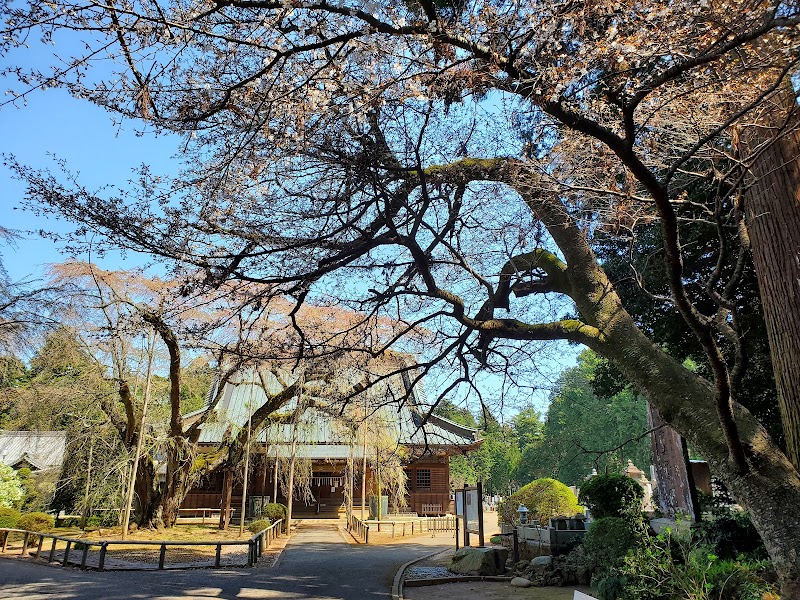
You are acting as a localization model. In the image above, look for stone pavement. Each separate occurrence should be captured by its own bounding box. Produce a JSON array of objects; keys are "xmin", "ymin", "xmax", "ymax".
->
[{"xmin": 0, "ymin": 519, "xmax": 451, "ymax": 600}]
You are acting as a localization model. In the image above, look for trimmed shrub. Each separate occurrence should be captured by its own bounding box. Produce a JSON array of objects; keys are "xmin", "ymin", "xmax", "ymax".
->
[
  {"xmin": 583, "ymin": 517, "xmax": 637, "ymax": 570},
  {"xmin": 0, "ymin": 507, "xmax": 20, "ymax": 528},
  {"xmin": 498, "ymin": 478, "xmax": 581, "ymax": 526},
  {"xmin": 17, "ymin": 512, "xmax": 55, "ymax": 533},
  {"xmin": 262, "ymin": 502, "xmax": 287, "ymax": 523},
  {"xmin": 579, "ymin": 473, "xmax": 643, "ymax": 518},
  {"xmin": 248, "ymin": 519, "xmax": 271, "ymax": 534}
]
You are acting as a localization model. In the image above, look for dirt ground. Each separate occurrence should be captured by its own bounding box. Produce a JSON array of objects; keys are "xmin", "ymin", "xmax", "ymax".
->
[{"xmin": 404, "ymin": 581, "xmax": 593, "ymax": 600}]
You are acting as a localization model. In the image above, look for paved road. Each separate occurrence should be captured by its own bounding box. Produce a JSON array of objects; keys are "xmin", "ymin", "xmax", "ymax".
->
[{"xmin": 0, "ymin": 520, "xmax": 451, "ymax": 600}]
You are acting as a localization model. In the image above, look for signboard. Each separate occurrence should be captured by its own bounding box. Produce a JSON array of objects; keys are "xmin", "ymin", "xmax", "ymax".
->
[{"xmin": 455, "ymin": 482, "xmax": 484, "ymax": 547}]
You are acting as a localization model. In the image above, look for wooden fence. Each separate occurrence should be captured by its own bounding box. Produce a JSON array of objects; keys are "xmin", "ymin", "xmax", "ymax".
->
[
  {"xmin": 0, "ymin": 519, "xmax": 283, "ymax": 571},
  {"xmin": 176, "ymin": 507, "xmax": 235, "ymax": 524},
  {"xmin": 346, "ymin": 514, "xmax": 456, "ymax": 544}
]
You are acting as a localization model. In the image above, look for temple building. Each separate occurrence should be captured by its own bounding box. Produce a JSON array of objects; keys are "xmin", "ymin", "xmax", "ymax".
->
[{"xmin": 180, "ymin": 361, "xmax": 481, "ymax": 519}]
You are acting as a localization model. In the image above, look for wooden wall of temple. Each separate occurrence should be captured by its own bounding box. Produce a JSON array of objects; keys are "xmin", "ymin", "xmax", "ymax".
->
[
  {"xmin": 180, "ymin": 454, "xmax": 455, "ymax": 516},
  {"xmin": 404, "ymin": 455, "xmax": 452, "ymax": 515}
]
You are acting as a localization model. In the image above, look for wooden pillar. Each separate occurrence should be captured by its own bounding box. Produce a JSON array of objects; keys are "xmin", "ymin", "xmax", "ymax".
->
[
  {"xmin": 220, "ymin": 467, "xmax": 234, "ymax": 530},
  {"xmin": 648, "ymin": 403, "xmax": 700, "ymax": 521}
]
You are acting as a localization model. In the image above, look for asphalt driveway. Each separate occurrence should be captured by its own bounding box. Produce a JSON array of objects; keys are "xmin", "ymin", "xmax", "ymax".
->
[{"xmin": 0, "ymin": 519, "xmax": 451, "ymax": 600}]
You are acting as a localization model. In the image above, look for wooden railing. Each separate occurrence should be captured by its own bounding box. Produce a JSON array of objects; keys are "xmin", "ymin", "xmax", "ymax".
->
[
  {"xmin": 0, "ymin": 519, "xmax": 283, "ymax": 571},
  {"xmin": 176, "ymin": 507, "xmax": 235, "ymax": 524},
  {"xmin": 346, "ymin": 514, "xmax": 456, "ymax": 544}
]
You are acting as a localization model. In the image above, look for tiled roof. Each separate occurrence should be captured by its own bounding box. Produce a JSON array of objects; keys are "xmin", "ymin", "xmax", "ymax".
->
[
  {"xmin": 193, "ymin": 361, "xmax": 480, "ymax": 456},
  {"xmin": 0, "ymin": 431, "xmax": 67, "ymax": 471}
]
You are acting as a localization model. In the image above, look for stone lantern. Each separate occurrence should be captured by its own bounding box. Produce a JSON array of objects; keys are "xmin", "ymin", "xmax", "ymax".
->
[{"xmin": 517, "ymin": 504, "xmax": 529, "ymax": 525}]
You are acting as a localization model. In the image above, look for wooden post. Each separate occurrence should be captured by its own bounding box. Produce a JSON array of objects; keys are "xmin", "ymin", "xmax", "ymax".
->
[
  {"xmin": 273, "ymin": 457, "xmax": 280, "ymax": 505},
  {"xmin": 361, "ymin": 408, "xmax": 368, "ymax": 521},
  {"xmin": 512, "ymin": 528, "xmax": 520, "ymax": 563},
  {"xmin": 462, "ymin": 488, "xmax": 470, "ymax": 547},
  {"xmin": 49, "ymin": 537, "xmax": 57, "ymax": 562},
  {"xmin": 215, "ymin": 544, "xmax": 221, "ymax": 567},
  {"xmin": 35, "ymin": 535, "xmax": 44, "ymax": 559},
  {"xmin": 158, "ymin": 544, "xmax": 166, "ymax": 569},
  {"xmin": 21, "ymin": 532, "xmax": 29, "ymax": 555},
  {"xmin": 80, "ymin": 544, "xmax": 89, "ymax": 569},
  {"xmin": 477, "ymin": 480, "xmax": 485, "ymax": 548},
  {"xmin": 63, "ymin": 541, "xmax": 71, "ymax": 566},
  {"xmin": 81, "ymin": 437, "xmax": 93, "ymax": 530},
  {"xmin": 260, "ymin": 452, "xmax": 269, "ymax": 510},
  {"xmin": 220, "ymin": 467, "xmax": 234, "ymax": 530},
  {"xmin": 122, "ymin": 332, "xmax": 155, "ymax": 540},
  {"xmin": 239, "ymin": 368, "xmax": 256, "ymax": 536},
  {"xmin": 98, "ymin": 543, "xmax": 107, "ymax": 571}
]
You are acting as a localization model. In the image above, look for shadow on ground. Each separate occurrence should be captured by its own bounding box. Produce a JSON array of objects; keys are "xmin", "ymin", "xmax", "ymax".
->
[{"xmin": 0, "ymin": 521, "xmax": 449, "ymax": 600}]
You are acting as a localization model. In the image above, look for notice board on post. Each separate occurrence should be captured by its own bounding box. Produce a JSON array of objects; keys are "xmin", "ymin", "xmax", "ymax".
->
[{"xmin": 455, "ymin": 481, "xmax": 484, "ymax": 547}]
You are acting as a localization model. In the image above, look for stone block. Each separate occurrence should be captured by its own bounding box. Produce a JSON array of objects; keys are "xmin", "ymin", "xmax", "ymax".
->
[
  {"xmin": 448, "ymin": 547, "xmax": 510, "ymax": 575},
  {"xmin": 530, "ymin": 555, "xmax": 553, "ymax": 573},
  {"xmin": 510, "ymin": 577, "xmax": 532, "ymax": 588}
]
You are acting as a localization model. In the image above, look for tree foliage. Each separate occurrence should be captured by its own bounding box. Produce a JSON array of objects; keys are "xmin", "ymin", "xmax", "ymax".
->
[
  {"xmin": 529, "ymin": 351, "xmax": 651, "ymax": 487},
  {"xmin": 579, "ymin": 473, "xmax": 644, "ymax": 519},
  {"xmin": 0, "ymin": 462, "xmax": 23, "ymax": 509}
]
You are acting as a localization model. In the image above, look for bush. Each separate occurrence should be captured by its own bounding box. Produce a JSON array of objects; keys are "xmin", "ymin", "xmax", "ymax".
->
[
  {"xmin": 17, "ymin": 512, "xmax": 55, "ymax": 532},
  {"xmin": 262, "ymin": 502, "xmax": 287, "ymax": 523},
  {"xmin": 612, "ymin": 528, "xmax": 778, "ymax": 600},
  {"xmin": 595, "ymin": 574, "xmax": 628, "ymax": 600},
  {"xmin": 695, "ymin": 509, "xmax": 766, "ymax": 560},
  {"xmin": 579, "ymin": 473, "xmax": 643, "ymax": 518},
  {"xmin": 85, "ymin": 516, "xmax": 102, "ymax": 528},
  {"xmin": 583, "ymin": 517, "xmax": 637, "ymax": 570},
  {"xmin": 248, "ymin": 519, "xmax": 271, "ymax": 533},
  {"xmin": 0, "ymin": 507, "xmax": 20, "ymax": 528},
  {"xmin": 498, "ymin": 478, "xmax": 581, "ymax": 526}
]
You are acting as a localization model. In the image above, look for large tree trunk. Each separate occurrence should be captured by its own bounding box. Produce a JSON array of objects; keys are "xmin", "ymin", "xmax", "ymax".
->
[
  {"xmin": 134, "ymin": 455, "xmax": 161, "ymax": 527},
  {"xmin": 737, "ymin": 89, "xmax": 800, "ymax": 471},
  {"xmin": 157, "ymin": 440, "xmax": 197, "ymax": 528},
  {"xmin": 441, "ymin": 157, "xmax": 800, "ymax": 595},
  {"xmin": 598, "ymin": 306, "xmax": 800, "ymax": 598}
]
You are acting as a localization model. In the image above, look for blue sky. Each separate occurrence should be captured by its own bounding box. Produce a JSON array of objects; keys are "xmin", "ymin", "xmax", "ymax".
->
[{"xmin": 1, "ymin": 87, "xmax": 181, "ymax": 281}]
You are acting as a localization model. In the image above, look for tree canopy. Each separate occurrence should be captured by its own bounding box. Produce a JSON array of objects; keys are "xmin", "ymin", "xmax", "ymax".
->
[{"xmin": 3, "ymin": 0, "xmax": 800, "ymax": 593}]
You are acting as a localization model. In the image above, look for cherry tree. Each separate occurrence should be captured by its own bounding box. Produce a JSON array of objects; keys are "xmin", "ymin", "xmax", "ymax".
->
[{"xmin": 3, "ymin": 1, "xmax": 800, "ymax": 592}]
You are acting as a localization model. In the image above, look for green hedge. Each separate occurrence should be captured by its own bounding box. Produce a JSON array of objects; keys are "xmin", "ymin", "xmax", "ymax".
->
[
  {"xmin": 498, "ymin": 478, "xmax": 581, "ymax": 526},
  {"xmin": 17, "ymin": 512, "xmax": 55, "ymax": 533}
]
